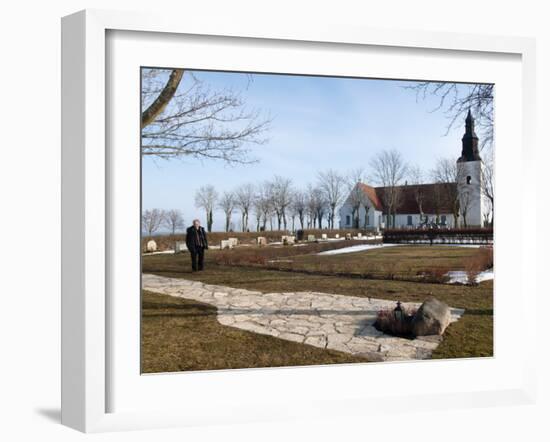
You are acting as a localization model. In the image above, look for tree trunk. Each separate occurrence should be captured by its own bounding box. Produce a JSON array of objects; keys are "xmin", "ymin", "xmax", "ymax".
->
[{"xmin": 141, "ymin": 69, "xmax": 184, "ymax": 129}]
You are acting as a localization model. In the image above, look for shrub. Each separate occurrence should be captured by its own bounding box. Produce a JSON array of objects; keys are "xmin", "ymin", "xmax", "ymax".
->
[
  {"xmin": 462, "ymin": 246, "xmax": 493, "ymax": 285},
  {"xmin": 418, "ymin": 266, "xmax": 451, "ymax": 284}
]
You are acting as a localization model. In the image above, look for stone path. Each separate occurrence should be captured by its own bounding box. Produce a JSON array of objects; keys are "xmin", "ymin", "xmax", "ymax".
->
[{"xmin": 143, "ymin": 274, "xmax": 464, "ymax": 362}]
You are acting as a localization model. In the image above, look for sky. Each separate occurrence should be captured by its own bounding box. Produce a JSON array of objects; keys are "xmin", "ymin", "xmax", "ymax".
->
[{"xmin": 142, "ymin": 69, "xmax": 477, "ymax": 232}]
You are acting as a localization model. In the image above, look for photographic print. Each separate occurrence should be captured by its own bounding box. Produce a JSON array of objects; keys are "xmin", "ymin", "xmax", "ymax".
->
[{"xmin": 140, "ymin": 68, "xmax": 494, "ymax": 374}]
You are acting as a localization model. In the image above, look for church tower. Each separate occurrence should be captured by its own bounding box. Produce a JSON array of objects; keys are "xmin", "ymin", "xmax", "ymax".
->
[{"xmin": 457, "ymin": 110, "xmax": 485, "ymax": 227}]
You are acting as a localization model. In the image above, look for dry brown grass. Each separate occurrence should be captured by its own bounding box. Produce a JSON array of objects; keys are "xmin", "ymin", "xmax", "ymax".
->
[{"xmin": 141, "ymin": 290, "xmax": 368, "ymax": 373}]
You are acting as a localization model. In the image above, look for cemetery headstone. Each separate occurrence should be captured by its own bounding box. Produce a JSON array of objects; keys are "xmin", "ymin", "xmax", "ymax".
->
[
  {"xmin": 307, "ymin": 234, "xmax": 316, "ymax": 242},
  {"xmin": 175, "ymin": 241, "xmax": 187, "ymax": 253},
  {"xmin": 257, "ymin": 236, "xmax": 267, "ymax": 246},
  {"xmin": 335, "ymin": 234, "xmax": 340, "ymax": 239},
  {"xmin": 321, "ymin": 233, "xmax": 328, "ymax": 240},
  {"xmin": 146, "ymin": 239, "xmax": 157, "ymax": 252},
  {"xmin": 228, "ymin": 237, "xmax": 239, "ymax": 247},
  {"xmin": 345, "ymin": 233, "xmax": 352, "ymax": 240},
  {"xmin": 220, "ymin": 240, "xmax": 233, "ymax": 250},
  {"xmin": 282, "ymin": 235, "xmax": 295, "ymax": 245}
]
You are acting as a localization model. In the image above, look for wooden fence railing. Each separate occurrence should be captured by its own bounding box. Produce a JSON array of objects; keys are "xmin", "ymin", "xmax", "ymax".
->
[{"xmin": 382, "ymin": 228, "xmax": 493, "ymax": 245}]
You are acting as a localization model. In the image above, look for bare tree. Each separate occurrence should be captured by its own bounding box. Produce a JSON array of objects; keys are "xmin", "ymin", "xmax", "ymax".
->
[
  {"xmin": 141, "ymin": 69, "xmax": 184, "ymax": 129},
  {"xmin": 345, "ymin": 168, "xmax": 367, "ymax": 228},
  {"xmin": 481, "ymin": 150, "xmax": 494, "ymax": 226},
  {"xmin": 163, "ymin": 209, "xmax": 185, "ymax": 235},
  {"xmin": 408, "ymin": 165, "xmax": 426, "ymax": 220},
  {"xmin": 406, "ymin": 82, "xmax": 494, "ymax": 150},
  {"xmin": 254, "ymin": 182, "xmax": 274, "ymax": 232},
  {"xmin": 291, "ymin": 191, "xmax": 307, "ymax": 230},
  {"xmin": 218, "ymin": 192, "xmax": 236, "ymax": 232},
  {"xmin": 270, "ymin": 176, "xmax": 293, "ymax": 230},
  {"xmin": 234, "ymin": 183, "xmax": 255, "ymax": 232},
  {"xmin": 317, "ymin": 169, "xmax": 346, "ymax": 229},
  {"xmin": 194, "ymin": 185, "xmax": 218, "ymax": 232},
  {"xmin": 307, "ymin": 185, "xmax": 328, "ymax": 229},
  {"xmin": 431, "ymin": 157, "xmax": 467, "ymax": 227},
  {"xmin": 141, "ymin": 208, "xmax": 165, "ymax": 237},
  {"xmin": 141, "ymin": 69, "xmax": 270, "ymax": 163},
  {"xmin": 369, "ymin": 149, "xmax": 408, "ymax": 228},
  {"xmin": 459, "ymin": 185, "xmax": 473, "ymax": 227}
]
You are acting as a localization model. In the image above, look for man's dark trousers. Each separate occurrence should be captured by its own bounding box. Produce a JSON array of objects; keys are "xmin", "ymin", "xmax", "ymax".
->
[{"xmin": 190, "ymin": 247, "xmax": 205, "ymax": 271}]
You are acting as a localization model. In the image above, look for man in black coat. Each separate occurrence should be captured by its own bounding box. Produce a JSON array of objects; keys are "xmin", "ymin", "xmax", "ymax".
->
[{"xmin": 185, "ymin": 219, "xmax": 209, "ymax": 271}]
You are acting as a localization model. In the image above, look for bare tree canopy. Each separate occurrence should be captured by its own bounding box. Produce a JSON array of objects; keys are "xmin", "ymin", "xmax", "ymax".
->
[
  {"xmin": 141, "ymin": 69, "xmax": 271, "ymax": 163},
  {"xmin": 408, "ymin": 165, "xmax": 426, "ymax": 217},
  {"xmin": 163, "ymin": 209, "xmax": 185, "ymax": 235},
  {"xmin": 141, "ymin": 208, "xmax": 165, "ymax": 237},
  {"xmin": 234, "ymin": 183, "xmax": 255, "ymax": 232},
  {"xmin": 430, "ymin": 157, "xmax": 467, "ymax": 226},
  {"xmin": 406, "ymin": 82, "xmax": 494, "ymax": 149},
  {"xmin": 369, "ymin": 149, "xmax": 408, "ymax": 226},
  {"xmin": 481, "ymin": 152, "xmax": 494, "ymax": 225},
  {"xmin": 218, "ymin": 192, "xmax": 236, "ymax": 232},
  {"xmin": 270, "ymin": 176, "xmax": 293, "ymax": 230},
  {"xmin": 345, "ymin": 168, "xmax": 367, "ymax": 228},
  {"xmin": 317, "ymin": 169, "xmax": 346, "ymax": 229},
  {"xmin": 141, "ymin": 69, "xmax": 184, "ymax": 129},
  {"xmin": 194, "ymin": 185, "xmax": 218, "ymax": 232}
]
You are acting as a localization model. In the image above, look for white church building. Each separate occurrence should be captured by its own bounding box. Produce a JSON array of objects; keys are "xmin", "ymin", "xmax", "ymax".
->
[{"xmin": 339, "ymin": 111, "xmax": 489, "ymax": 229}]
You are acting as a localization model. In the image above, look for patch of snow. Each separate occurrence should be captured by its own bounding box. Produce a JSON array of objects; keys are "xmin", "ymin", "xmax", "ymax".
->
[
  {"xmin": 317, "ymin": 243, "xmax": 398, "ymax": 255},
  {"xmin": 446, "ymin": 268, "xmax": 494, "ymax": 284},
  {"xmin": 143, "ymin": 249, "xmax": 176, "ymax": 255}
]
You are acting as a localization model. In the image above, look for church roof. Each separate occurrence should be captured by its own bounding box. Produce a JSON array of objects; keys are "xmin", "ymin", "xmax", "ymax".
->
[{"xmin": 357, "ymin": 182, "xmax": 457, "ymax": 214}]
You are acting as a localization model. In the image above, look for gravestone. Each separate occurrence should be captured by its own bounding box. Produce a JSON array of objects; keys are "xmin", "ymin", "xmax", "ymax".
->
[
  {"xmin": 357, "ymin": 232, "xmax": 362, "ymax": 238},
  {"xmin": 257, "ymin": 236, "xmax": 267, "ymax": 246},
  {"xmin": 228, "ymin": 237, "xmax": 239, "ymax": 247},
  {"xmin": 345, "ymin": 233, "xmax": 352, "ymax": 240},
  {"xmin": 175, "ymin": 241, "xmax": 187, "ymax": 253},
  {"xmin": 335, "ymin": 234, "xmax": 340, "ymax": 239},
  {"xmin": 296, "ymin": 229, "xmax": 305, "ymax": 241},
  {"xmin": 307, "ymin": 234, "xmax": 316, "ymax": 242},
  {"xmin": 220, "ymin": 240, "xmax": 233, "ymax": 250},
  {"xmin": 321, "ymin": 233, "xmax": 328, "ymax": 240},
  {"xmin": 146, "ymin": 239, "xmax": 157, "ymax": 252},
  {"xmin": 282, "ymin": 235, "xmax": 295, "ymax": 245}
]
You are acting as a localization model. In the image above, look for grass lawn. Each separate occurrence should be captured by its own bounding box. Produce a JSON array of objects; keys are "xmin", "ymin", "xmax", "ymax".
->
[
  {"xmin": 142, "ymin": 245, "xmax": 493, "ymax": 371},
  {"xmin": 142, "ymin": 290, "xmax": 367, "ymax": 373},
  {"xmin": 288, "ymin": 245, "xmax": 483, "ymax": 279}
]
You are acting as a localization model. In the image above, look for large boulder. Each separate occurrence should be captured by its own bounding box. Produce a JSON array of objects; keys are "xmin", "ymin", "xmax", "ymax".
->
[{"xmin": 411, "ymin": 297, "xmax": 451, "ymax": 336}]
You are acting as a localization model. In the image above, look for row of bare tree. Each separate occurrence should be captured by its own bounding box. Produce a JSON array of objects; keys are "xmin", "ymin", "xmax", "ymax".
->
[
  {"xmin": 141, "ymin": 209, "xmax": 185, "ymax": 237},
  {"xmin": 192, "ymin": 148, "xmax": 494, "ymax": 232}
]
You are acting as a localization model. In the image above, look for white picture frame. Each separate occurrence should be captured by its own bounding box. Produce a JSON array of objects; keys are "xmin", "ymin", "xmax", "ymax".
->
[{"xmin": 61, "ymin": 9, "xmax": 537, "ymax": 433}]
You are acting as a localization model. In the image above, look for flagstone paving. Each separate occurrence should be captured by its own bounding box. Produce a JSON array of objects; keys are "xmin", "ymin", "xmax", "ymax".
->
[{"xmin": 142, "ymin": 273, "xmax": 464, "ymax": 362}]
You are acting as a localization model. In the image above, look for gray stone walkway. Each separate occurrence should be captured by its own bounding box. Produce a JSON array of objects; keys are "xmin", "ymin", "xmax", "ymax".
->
[{"xmin": 143, "ymin": 274, "xmax": 464, "ymax": 362}]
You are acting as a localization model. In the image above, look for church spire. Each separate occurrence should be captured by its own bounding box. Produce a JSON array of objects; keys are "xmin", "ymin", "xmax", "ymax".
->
[{"xmin": 458, "ymin": 109, "xmax": 481, "ymax": 162}]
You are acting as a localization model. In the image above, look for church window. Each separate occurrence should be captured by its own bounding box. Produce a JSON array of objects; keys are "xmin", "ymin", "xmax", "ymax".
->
[
  {"xmin": 346, "ymin": 215, "xmax": 351, "ymax": 226},
  {"xmin": 466, "ymin": 175, "xmax": 472, "ymax": 184},
  {"xmin": 407, "ymin": 215, "xmax": 413, "ymax": 226}
]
